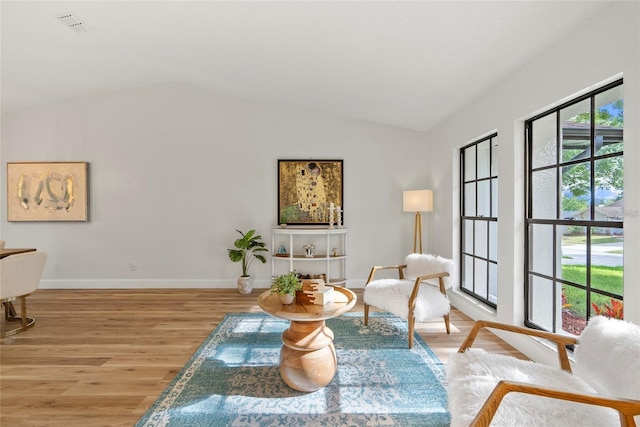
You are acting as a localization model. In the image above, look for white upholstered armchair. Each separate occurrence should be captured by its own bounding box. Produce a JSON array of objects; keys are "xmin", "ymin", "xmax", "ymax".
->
[
  {"xmin": 363, "ymin": 253, "xmax": 455, "ymax": 348},
  {"xmin": 1, "ymin": 252, "xmax": 47, "ymax": 337},
  {"xmin": 447, "ymin": 317, "xmax": 640, "ymax": 426}
]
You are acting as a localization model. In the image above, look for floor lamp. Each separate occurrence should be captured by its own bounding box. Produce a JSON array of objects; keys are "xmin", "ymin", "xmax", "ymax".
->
[{"xmin": 403, "ymin": 189, "xmax": 433, "ymax": 254}]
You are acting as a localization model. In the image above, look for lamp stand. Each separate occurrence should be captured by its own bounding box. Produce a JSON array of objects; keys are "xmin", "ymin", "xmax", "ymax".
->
[{"xmin": 413, "ymin": 211, "xmax": 423, "ymax": 254}]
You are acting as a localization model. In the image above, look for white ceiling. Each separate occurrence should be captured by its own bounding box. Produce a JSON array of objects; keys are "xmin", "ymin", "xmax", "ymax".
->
[{"xmin": 1, "ymin": 1, "xmax": 615, "ymax": 133}]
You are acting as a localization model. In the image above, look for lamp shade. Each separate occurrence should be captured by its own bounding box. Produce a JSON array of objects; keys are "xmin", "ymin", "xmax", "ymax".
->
[{"xmin": 403, "ymin": 189, "xmax": 433, "ymax": 212}]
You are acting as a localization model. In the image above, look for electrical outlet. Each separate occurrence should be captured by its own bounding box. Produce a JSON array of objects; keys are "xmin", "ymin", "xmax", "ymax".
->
[
  {"xmin": 129, "ymin": 262, "xmax": 138, "ymax": 272},
  {"xmin": 53, "ymin": 261, "xmax": 61, "ymax": 271}
]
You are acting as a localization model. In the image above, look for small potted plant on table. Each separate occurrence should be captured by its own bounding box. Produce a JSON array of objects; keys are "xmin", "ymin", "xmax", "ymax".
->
[{"xmin": 271, "ymin": 271, "xmax": 302, "ymax": 304}]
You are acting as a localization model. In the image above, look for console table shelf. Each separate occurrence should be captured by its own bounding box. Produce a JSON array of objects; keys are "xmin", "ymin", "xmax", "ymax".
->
[{"xmin": 271, "ymin": 228, "xmax": 348, "ymax": 286}]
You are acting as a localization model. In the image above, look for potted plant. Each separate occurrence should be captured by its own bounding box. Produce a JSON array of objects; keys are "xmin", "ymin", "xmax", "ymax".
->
[
  {"xmin": 271, "ymin": 271, "xmax": 302, "ymax": 304},
  {"xmin": 228, "ymin": 229, "xmax": 268, "ymax": 294}
]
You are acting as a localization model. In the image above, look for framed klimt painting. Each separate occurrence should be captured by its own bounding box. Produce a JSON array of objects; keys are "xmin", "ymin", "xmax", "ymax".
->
[
  {"xmin": 278, "ymin": 159, "xmax": 343, "ymax": 226},
  {"xmin": 7, "ymin": 162, "xmax": 89, "ymax": 222}
]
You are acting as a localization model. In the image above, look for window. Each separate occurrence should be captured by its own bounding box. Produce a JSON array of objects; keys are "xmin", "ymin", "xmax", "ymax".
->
[
  {"xmin": 460, "ymin": 133, "xmax": 498, "ymax": 307},
  {"xmin": 525, "ymin": 80, "xmax": 624, "ymax": 335}
]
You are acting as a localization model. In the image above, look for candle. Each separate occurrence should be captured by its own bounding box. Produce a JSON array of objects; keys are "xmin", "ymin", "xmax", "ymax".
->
[{"xmin": 330, "ymin": 202, "xmax": 334, "ymax": 209}]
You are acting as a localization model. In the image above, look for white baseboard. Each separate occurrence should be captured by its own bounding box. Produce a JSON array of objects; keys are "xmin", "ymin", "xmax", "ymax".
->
[
  {"xmin": 39, "ymin": 278, "xmax": 367, "ymax": 289},
  {"xmin": 40, "ymin": 279, "xmax": 250, "ymax": 289}
]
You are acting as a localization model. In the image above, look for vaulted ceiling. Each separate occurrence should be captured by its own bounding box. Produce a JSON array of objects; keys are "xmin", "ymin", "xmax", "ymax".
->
[{"xmin": 1, "ymin": 1, "xmax": 615, "ymax": 132}]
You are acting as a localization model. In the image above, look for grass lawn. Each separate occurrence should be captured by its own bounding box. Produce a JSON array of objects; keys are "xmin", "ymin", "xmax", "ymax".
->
[{"xmin": 562, "ymin": 264, "xmax": 623, "ymax": 316}]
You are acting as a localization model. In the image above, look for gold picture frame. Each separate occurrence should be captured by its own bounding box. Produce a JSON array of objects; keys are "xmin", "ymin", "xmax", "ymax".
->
[
  {"xmin": 278, "ymin": 159, "xmax": 343, "ymax": 225},
  {"xmin": 7, "ymin": 162, "xmax": 89, "ymax": 222}
]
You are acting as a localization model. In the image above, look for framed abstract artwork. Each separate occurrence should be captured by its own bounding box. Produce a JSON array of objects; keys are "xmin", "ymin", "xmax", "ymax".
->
[
  {"xmin": 7, "ymin": 161, "xmax": 89, "ymax": 222},
  {"xmin": 278, "ymin": 159, "xmax": 343, "ymax": 226}
]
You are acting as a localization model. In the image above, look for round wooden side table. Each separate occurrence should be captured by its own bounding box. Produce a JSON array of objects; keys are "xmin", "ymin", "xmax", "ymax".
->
[{"xmin": 257, "ymin": 286, "xmax": 357, "ymax": 392}]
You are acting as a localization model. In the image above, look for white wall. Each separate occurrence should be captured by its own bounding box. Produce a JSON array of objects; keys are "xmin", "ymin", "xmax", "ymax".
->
[
  {"xmin": 425, "ymin": 1, "xmax": 639, "ymax": 362},
  {"xmin": 1, "ymin": 82, "xmax": 432, "ymax": 289}
]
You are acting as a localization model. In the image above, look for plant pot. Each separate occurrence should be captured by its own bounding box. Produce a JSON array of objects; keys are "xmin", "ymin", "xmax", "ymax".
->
[
  {"xmin": 279, "ymin": 292, "xmax": 295, "ymax": 305},
  {"xmin": 237, "ymin": 276, "xmax": 254, "ymax": 295}
]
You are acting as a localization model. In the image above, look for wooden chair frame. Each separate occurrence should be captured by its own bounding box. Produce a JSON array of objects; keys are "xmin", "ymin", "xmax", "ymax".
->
[
  {"xmin": 363, "ymin": 263, "xmax": 450, "ymax": 348},
  {"xmin": 457, "ymin": 320, "xmax": 640, "ymax": 427}
]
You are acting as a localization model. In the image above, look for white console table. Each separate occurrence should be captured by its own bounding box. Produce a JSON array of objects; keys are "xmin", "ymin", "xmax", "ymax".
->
[{"xmin": 271, "ymin": 228, "xmax": 348, "ymax": 286}]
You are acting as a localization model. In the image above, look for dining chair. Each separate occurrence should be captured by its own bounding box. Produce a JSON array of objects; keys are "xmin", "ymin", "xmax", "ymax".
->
[{"xmin": 1, "ymin": 251, "xmax": 47, "ymax": 337}]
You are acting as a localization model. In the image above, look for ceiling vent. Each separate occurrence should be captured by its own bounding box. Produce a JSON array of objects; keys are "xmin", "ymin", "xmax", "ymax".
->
[{"xmin": 57, "ymin": 13, "xmax": 90, "ymax": 33}]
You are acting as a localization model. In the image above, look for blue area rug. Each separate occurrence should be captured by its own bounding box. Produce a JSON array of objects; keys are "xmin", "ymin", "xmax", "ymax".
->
[{"xmin": 136, "ymin": 312, "xmax": 450, "ymax": 426}]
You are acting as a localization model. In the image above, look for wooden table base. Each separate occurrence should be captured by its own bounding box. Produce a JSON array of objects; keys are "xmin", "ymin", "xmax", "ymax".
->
[
  {"xmin": 257, "ymin": 287, "xmax": 356, "ymax": 393},
  {"xmin": 279, "ymin": 320, "xmax": 337, "ymax": 392}
]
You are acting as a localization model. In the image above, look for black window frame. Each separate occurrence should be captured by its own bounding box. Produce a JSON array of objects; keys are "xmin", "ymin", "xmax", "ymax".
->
[
  {"xmin": 524, "ymin": 79, "xmax": 624, "ymax": 334},
  {"xmin": 460, "ymin": 133, "xmax": 499, "ymax": 308}
]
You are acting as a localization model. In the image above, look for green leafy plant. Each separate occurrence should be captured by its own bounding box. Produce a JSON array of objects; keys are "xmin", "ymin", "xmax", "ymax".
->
[
  {"xmin": 227, "ymin": 229, "xmax": 268, "ymax": 277},
  {"xmin": 270, "ymin": 271, "xmax": 302, "ymax": 295},
  {"xmin": 591, "ymin": 298, "xmax": 624, "ymax": 319}
]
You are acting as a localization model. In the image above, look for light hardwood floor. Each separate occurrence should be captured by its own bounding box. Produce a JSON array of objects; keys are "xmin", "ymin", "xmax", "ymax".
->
[{"xmin": 1, "ymin": 288, "xmax": 525, "ymax": 426}]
